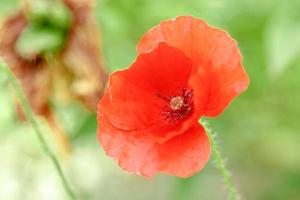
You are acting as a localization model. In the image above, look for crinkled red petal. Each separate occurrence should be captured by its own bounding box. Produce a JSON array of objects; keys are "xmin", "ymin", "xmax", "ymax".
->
[
  {"xmin": 97, "ymin": 111, "xmax": 211, "ymax": 178},
  {"xmin": 99, "ymin": 43, "xmax": 204, "ymax": 143},
  {"xmin": 137, "ymin": 16, "xmax": 249, "ymax": 117}
]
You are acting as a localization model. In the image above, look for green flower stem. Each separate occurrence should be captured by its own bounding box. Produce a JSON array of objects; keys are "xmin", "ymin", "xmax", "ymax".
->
[
  {"xmin": 0, "ymin": 60, "xmax": 77, "ymax": 200},
  {"xmin": 200, "ymin": 119, "xmax": 240, "ymax": 200}
]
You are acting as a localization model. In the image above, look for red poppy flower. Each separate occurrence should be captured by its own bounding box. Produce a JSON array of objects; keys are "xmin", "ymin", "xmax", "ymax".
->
[{"xmin": 97, "ymin": 16, "xmax": 249, "ymax": 177}]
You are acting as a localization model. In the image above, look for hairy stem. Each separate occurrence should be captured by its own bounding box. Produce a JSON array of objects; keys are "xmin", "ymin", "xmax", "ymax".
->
[
  {"xmin": 0, "ymin": 60, "xmax": 77, "ymax": 200},
  {"xmin": 200, "ymin": 119, "xmax": 240, "ymax": 200}
]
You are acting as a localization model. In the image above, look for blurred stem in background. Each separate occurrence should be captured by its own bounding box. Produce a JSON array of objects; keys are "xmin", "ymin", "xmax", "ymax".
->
[
  {"xmin": 200, "ymin": 119, "xmax": 240, "ymax": 200},
  {"xmin": 0, "ymin": 60, "xmax": 78, "ymax": 200}
]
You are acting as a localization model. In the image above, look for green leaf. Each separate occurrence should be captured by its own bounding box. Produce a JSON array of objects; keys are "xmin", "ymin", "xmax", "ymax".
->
[
  {"xmin": 264, "ymin": 0, "xmax": 300, "ymax": 78},
  {"xmin": 48, "ymin": 1, "xmax": 72, "ymax": 30},
  {"xmin": 28, "ymin": 0, "xmax": 72, "ymax": 30},
  {"xmin": 16, "ymin": 26, "xmax": 65, "ymax": 58},
  {"xmin": 27, "ymin": 0, "xmax": 49, "ymax": 25}
]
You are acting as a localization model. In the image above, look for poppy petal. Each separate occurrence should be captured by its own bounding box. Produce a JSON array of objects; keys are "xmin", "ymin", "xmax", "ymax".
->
[
  {"xmin": 158, "ymin": 124, "xmax": 211, "ymax": 177},
  {"xmin": 98, "ymin": 111, "xmax": 211, "ymax": 178},
  {"xmin": 137, "ymin": 16, "xmax": 249, "ymax": 117},
  {"xmin": 99, "ymin": 43, "xmax": 200, "ymax": 142}
]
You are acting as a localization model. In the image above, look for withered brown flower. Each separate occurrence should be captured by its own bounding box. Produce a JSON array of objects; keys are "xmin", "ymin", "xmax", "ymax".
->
[{"xmin": 0, "ymin": 0, "xmax": 108, "ymax": 155}]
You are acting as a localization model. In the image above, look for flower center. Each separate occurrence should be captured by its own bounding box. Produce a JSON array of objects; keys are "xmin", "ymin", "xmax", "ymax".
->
[
  {"xmin": 170, "ymin": 96, "xmax": 184, "ymax": 110},
  {"xmin": 158, "ymin": 88, "xmax": 193, "ymax": 123}
]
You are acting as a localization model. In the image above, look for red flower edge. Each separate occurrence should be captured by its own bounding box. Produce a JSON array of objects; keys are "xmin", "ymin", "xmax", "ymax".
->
[{"xmin": 97, "ymin": 16, "xmax": 249, "ymax": 178}]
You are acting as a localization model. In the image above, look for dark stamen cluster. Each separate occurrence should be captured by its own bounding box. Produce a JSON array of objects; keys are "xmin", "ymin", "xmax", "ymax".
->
[{"xmin": 158, "ymin": 88, "xmax": 193, "ymax": 123}]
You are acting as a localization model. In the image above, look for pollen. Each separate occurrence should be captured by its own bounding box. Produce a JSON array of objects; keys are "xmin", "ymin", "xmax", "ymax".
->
[{"xmin": 170, "ymin": 96, "xmax": 184, "ymax": 110}]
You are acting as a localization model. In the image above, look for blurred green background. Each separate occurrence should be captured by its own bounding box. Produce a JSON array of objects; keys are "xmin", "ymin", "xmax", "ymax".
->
[{"xmin": 1, "ymin": 0, "xmax": 300, "ymax": 199}]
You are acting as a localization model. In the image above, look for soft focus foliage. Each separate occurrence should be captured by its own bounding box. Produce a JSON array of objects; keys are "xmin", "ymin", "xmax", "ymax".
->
[
  {"xmin": 16, "ymin": 0, "xmax": 72, "ymax": 57},
  {"xmin": 1, "ymin": 0, "xmax": 300, "ymax": 200}
]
